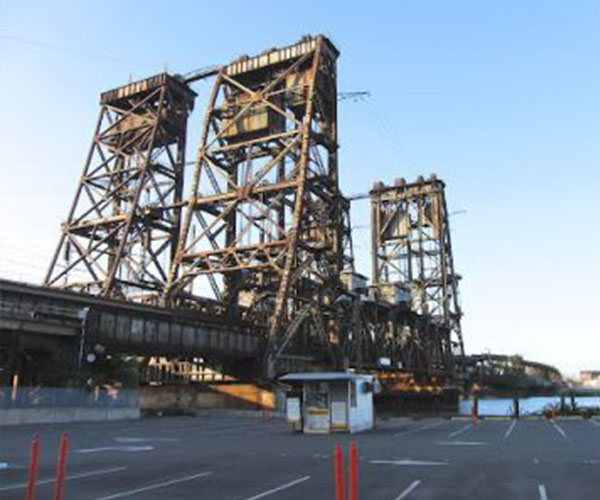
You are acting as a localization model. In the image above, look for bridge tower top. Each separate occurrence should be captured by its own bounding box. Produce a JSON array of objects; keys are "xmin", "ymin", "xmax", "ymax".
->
[
  {"xmin": 164, "ymin": 34, "xmax": 353, "ymax": 373},
  {"xmin": 45, "ymin": 73, "xmax": 196, "ymax": 302},
  {"xmin": 370, "ymin": 175, "xmax": 465, "ymax": 369}
]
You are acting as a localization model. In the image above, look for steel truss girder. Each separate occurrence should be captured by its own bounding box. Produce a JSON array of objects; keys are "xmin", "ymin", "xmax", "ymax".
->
[
  {"xmin": 45, "ymin": 74, "xmax": 196, "ymax": 303},
  {"xmin": 165, "ymin": 36, "xmax": 353, "ymax": 370},
  {"xmin": 330, "ymin": 293, "xmax": 453, "ymax": 377},
  {"xmin": 370, "ymin": 177, "xmax": 465, "ymax": 375}
]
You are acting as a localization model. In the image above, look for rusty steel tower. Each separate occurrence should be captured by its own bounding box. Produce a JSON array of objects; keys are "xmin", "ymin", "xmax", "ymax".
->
[
  {"xmin": 45, "ymin": 74, "xmax": 196, "ymax": 301},
  {"xmin": 165, "ymin": 36, "xmax": 352, "ymax": 372},
  {"xmin": 40, "ymin": 35, "xmax": 467, "ymax": 384},
  {"xmin": 370, "ymin": 175, "xmax": 464, "ymax": 372}
]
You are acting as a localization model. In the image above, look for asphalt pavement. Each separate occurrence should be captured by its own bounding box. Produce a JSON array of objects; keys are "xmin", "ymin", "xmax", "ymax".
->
[{"xmin": 1, "ymin": 414, "xmax": 599, "ymax": 499}]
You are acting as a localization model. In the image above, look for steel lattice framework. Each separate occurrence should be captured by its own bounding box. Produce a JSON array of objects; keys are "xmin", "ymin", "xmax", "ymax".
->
[
  {"xmin": 370, "ymin": 176, "xmax": 465, "ymax": 371},
  {"xmin": 41, "ymin": 36, "xmax": 467, "ymax": 383},
  {"xmin": 164, "ymin": 36, "xmax": 353, "ymax": 373},
  {"xmin": 45, "ymin": 74, "xmax": 196, "ymax": 302}
]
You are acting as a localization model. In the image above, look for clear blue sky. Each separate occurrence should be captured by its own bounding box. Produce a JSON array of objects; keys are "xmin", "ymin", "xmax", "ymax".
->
[{"xmin": 1, "ymin": 1, "xmax": 598, "ymax": 375}]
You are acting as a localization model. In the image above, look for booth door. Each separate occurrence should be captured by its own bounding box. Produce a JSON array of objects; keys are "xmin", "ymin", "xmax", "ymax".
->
[
  {"xmin": 304, "ymin": 385, "xmax": 330, "ymax": 433},
  {"xmin": 330, "ymin": 381, "xmax": 349, "ymax": 431}
]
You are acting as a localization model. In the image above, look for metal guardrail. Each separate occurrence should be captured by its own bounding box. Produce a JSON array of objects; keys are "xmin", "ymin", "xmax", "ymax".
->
[{"xmin": 0, "ymin": 302, "xmax": 82, "ymax": 322}]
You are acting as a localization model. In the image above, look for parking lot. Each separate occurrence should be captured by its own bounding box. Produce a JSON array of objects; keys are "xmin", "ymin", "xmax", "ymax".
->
[{"xmin": 1, "ymin": 414, "xmax": 599, "ymax": 499}]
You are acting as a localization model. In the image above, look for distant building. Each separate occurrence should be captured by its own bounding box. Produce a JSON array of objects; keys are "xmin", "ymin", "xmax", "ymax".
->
[{"xmin": 579, "ymin": 370, "xmax": 600, "ymax": 389}]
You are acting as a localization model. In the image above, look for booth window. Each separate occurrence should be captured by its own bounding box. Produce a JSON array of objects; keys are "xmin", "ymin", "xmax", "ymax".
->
[{"xmin": 350, "ymin": 381, "xmax": 357, "ymax": 408}]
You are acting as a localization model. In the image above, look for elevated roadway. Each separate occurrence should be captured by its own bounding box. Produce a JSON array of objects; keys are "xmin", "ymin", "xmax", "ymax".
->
[{"xmin": 0, "ymin": 279, "xmax": 264, "ymax": 366}]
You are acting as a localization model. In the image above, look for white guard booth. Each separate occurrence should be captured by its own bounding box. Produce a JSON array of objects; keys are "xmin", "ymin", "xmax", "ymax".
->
[{"xmin": 280, "ymin": 372, "xmax": 375, "ymax": 434}]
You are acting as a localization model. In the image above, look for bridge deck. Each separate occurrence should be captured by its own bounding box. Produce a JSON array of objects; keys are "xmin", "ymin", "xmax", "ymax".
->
[{"xmin": 0, "ymin": 279, "xmax": 264, "ymax": 360}]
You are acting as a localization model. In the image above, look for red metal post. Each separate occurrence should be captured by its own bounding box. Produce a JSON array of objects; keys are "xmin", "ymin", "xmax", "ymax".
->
[
  {"xmin": 26, "ymin": 433, "xmax": 41, "ymax": 500},
  {"xmin": 552, "ymin": 407, "xmax": 556, "ymax": 423},
  {"xmin": 334, "ymin": 443, "xmax": 344, "ymax": 500},
  {"xmin": 349, "ymin": 441, "xmax": 358, "ymax": 500},
  {"xmin": 53, "ymin": 432, "xmax": 69, "ymax": 500}
]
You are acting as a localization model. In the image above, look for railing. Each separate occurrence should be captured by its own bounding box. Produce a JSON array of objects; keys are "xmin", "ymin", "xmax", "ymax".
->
[
  {"xmin": 459, "ymin": 396, "xmax": 600, "ymax": 417},
  {"xmin": 1, "ymin": 386, "xmax": 139, "ymax": 409}
]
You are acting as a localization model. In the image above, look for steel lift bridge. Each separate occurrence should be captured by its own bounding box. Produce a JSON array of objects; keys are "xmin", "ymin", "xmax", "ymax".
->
[{"xmin": 3, "ymin": 35, "xmax": 464, "ymax": 384}]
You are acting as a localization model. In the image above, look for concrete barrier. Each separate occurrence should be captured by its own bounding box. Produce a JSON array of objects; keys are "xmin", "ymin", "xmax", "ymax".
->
[
  {"xmin": 0, "ymin": 407, "xmax": 140, "ymax": 426},
  {"xmin": 140, "ymin": 383, "xmax": 285, "ymax": 413},
  {"xmin": 194, "ymin": 409, "xmax": 285, "ymax": 419}
]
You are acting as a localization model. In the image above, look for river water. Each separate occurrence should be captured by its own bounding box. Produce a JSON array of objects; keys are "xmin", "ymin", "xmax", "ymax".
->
[{"xmin": 458, "ymin": 396, "xmax": 600, "ymax": 416}]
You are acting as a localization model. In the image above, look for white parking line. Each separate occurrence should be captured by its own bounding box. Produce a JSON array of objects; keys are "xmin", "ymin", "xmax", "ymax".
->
[
  {"xmin": 394, "ymin": 480, "xmax": 421, "ymax": 500},
  {"xmin": 436, "ymin": 441, "xmax": 488, "ymax": 446},
  {"xmin": 76, "ymin": 445, "xmax": 154, "ymax": 453},
  {"xmin": 551, "ymin": 422, "xmax": 568, "ymax": 440},
  {"xmin": 0, "ymin": 467, "xmax": 127, "ymax": 492},
  {"xmin": 114, "ymin": 437, "xmax": 180, "ymax": 443},
  {"xmin": 590, "ymin": 419, "xmax": 600, "ymax": 428},
  {"xmin": 448, "ymin": 423, "xmax": 474, "ymax": 438},
  {"xmin": 538, "ymin": 484, "xmax": 549, "ymax": 500},
  {"xmin": 91, "ymin": 471, "xmax": 212, "ymax": 500},
  {"xmin": 371, "ymin": 459, "xmax": 449, "ymax": 466},
  {"xmin": 503, "ymin": 420, "xmax": 517, "ymax": 440},
  {"xmin": 394, "ymin": 420, "xmax": 445, "ymax": 437},
  {"xmin": 242, "ymin": 475, "xmax": 311, "ymax": 500}
]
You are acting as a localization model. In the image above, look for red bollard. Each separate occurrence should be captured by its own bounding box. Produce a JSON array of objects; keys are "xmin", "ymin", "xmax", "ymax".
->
[
  {"xmin": 53, "ymin": 432, "xmax": 69, "ymax": 500},
  {"xmin": 26, "ymin": 433, "xmax": 41, "ymax": 500},
  {"xmin": 552, "ymin": 407, "xmax": 556, "ymax": 423},
  {"xmin": 349, "ymin": 441, "xmax": 358, "ymax": 500},
  {"xmin": 334, "ymin": 443, "xmax": 344, "ymax": 500}
]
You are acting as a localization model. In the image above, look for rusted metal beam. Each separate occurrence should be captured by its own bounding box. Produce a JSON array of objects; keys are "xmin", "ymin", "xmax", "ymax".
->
[
  {"xmin": 41, "ymin": 36, "xmax": 466, "ymax": 384},
  {"xmin": 369, "ymin": 175, "xmax": 465, "ymax": 377},
  {"xmin": 164, "ymin": 35, "xmax": 353, "ymax": 376},
  {"xmin": 45, "ymin": 74, "xmax": 196, "ymax": 303}
]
